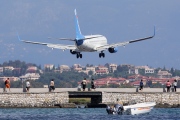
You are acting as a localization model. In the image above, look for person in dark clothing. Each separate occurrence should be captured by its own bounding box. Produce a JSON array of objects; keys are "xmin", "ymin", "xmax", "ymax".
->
[
  {"xmin": 139, "ymin": 79, "xmax": 143, "ymax": 91},
  {"xmin": 173, "ymin": 79, "xmax": 177, "ymax": 92},
  {"xmin": 91, "ymin": 79, "xmax": 96, "ymax": 91},
  {"xmin": 49, "ymin": 79, "xmax": 55, "ymax": 92}
]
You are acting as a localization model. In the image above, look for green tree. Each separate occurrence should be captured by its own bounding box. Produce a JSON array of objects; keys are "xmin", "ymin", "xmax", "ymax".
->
[
  {"xmin": 138, "ymin": 69, "xmax": 145, "ymax": 76},
  {"xmin": 88, "ymin": 71, "xmax": 93, "ymax": 76},
  {"xmin": 117, "ymin": 65, "xmax": 129, "ymax": 72}
]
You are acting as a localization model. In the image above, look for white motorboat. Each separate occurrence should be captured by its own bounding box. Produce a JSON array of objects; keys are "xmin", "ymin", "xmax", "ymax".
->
[{"xmin": 106, "ymin": 102, "xmax": 156, "ymax": 115}]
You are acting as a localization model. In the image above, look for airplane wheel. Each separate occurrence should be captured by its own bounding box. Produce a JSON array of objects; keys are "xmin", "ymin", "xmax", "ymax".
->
[
  {"xmin": 76, "ymin": 54, "xmax": 79, "ymax": 58},
  {"xmin": 80, "ymin": 54, "xmax": 82, "ymax": 58},
  {"xmin": 99, "ymin": 53, "xmax": 102, "ymax": 58},
  {"xmin": 102, "ymin": 53, "xmax": 105, "ymax": 58}
]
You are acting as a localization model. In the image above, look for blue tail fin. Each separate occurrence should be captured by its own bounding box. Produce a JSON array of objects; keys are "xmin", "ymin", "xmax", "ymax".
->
[{"xmin": 74, "ymin": 9, "xmax": 84, "ymax": 40}]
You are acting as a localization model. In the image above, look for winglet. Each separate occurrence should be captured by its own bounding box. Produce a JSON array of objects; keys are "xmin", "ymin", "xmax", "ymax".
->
[{"xmin": 17, "ymin": 32, "xmax": 21, "ymax": 41}]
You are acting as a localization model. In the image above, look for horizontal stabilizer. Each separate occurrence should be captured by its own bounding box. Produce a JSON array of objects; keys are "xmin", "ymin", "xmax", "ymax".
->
[
  {"xmin": 48, "ymin": 35, "xmax": 103, "ymax": 41},
  {"xmin": 21, "ymin": 40, "xmax": 48, "ymax": 45},
  {"xmin": 48, "ymin": 37, "xmax": 75, "ymax": 41}
]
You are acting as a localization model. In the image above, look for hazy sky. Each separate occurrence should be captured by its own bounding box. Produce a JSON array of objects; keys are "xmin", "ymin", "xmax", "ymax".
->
[{"xmin": 0, "ymin": 0, "xmax": 180, "ymax": 69}]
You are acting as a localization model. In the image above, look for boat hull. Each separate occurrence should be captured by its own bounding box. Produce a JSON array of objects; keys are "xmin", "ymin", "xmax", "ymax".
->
[{"xmin": 106, "ymin": 102, "xmax": 156, "ymax": 115}]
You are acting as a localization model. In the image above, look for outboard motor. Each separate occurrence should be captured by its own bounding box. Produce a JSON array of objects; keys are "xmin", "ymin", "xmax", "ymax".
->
[
  {"xmin": 106, "ymin": 104, "xmax": 124, "ymax": 115},
  {"xmin": 114, "ymin": 104, "xmax": 124, "ymax": 115},
  {"xmin": 106, "ymin": 106, "xmax": 114, "ymax": 114}
]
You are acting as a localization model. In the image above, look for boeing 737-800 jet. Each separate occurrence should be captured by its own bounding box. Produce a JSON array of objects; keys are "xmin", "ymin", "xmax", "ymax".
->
[{"xmin": 18, "ymin": 9, "xmax": 155, "ymax": 59}]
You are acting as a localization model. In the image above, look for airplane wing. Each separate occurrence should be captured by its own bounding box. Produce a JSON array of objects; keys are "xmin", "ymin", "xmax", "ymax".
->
[
  {"xmin": 20, "ymin": 39, "xmax": 76, "ymax": 50},
  {"xmin": 96, "ymin": 27, "xmax": 155, "ymax": 51}
]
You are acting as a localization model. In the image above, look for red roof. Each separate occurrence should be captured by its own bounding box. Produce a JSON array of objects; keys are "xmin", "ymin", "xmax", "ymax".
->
[
  {"xmin": 128, "ymin": 75, "xmax": 148, "ymax": 79},
  {"xmin": 96, "ymin": 77, "xmax": 126, "ymax": 82},
  {"xmin": 96, "ymin": 70, "xmax": 107, "ymax": 73},
  {"xmin": 130, "ymin": 80, "xmax": 141, "ymax": 86}
]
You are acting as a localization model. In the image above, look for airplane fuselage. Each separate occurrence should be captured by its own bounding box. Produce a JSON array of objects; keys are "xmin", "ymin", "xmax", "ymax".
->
[{"xmin": 75, "ymin": 34, "xmax": 107, "ymax": 52}]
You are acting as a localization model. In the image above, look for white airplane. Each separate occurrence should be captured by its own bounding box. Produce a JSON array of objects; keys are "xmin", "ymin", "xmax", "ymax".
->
[{"xmin": 18, "ymin": 9, "xmax": 155, "ymax": 59}]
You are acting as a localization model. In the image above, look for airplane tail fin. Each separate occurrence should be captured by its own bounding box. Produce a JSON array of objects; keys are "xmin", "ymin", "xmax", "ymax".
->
[{"xmin": 74, "ymin": 9, "xmax": 84, "ymax": 40}]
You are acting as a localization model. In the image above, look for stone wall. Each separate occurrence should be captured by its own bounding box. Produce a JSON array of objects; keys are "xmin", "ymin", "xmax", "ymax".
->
[
  {"xmin": 0, "ymin": 92, "xmax": 69, "ymax": 107},
  {"xmin": 102, "ymin": 92, "xmax": 180, "ymax": 105},
  {"xmin": 1, "ymin": 92, "xmax": 180, "ymax": 108}
]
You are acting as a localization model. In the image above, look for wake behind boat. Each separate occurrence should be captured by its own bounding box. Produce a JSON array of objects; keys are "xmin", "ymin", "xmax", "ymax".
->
[{"xmin": 106, "ymin": 102, "xmax": 156, "ymax": 115}]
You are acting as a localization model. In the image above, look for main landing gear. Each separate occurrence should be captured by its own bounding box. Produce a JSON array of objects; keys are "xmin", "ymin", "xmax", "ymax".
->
[
  {"xmin": 99, "ymin": 52, "xmax": 105, "ymax": 58},
  {"xmin": 75, "ymin": 52, "xmax": 105, "ymax": 58},
  {"xmin": 76, "ymin": 53, "xmax": 82, "ymax": 59}
]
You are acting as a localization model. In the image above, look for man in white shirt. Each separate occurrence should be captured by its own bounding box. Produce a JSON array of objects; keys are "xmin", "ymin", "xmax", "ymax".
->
[
  {"xmin": 26, "ymin": 80, "xmax": 31, "ymax": 92},
  {"xmin": 81, "ymin": 78, "xmax": 87, "ymax": 91}
]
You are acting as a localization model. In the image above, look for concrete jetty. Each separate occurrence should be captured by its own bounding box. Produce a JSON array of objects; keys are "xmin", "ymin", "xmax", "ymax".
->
[
  {"xmin": 0, "ymin": 88, "xmax": 179, "ymax": 108},
  {"xmin": 1, "ymin": 88, "xmax": 179, "ymax": 93}
]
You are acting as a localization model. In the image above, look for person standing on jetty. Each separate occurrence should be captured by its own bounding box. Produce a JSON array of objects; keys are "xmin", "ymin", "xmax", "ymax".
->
[
  {"xmin": 49, "ymin": 79, "xmax": 55, "ymax": 92},
  {"xmin": 139, "ymin": 79, "xmax": 143, "ymax": 91},
  {"xmin": 166, "ymin": 80, "xmax": 171, "ymax": 92},
  {"xmin": 81, "ymin": 78, "xmax": 87, "ymax": 91},
  {"xmin": 26, "ymin": 80, "xmax": 31, "ymax": 92},
  {"xmin": 4, "ymin": 78, "xmax": 11, "ymax": 92},
  {"xmin": 91, "ymin": 78, "xmax": 96, "ymax": 91},
  {"xmin": 173, "ymin": 79, "xmax": 177, "ymax": 92}
]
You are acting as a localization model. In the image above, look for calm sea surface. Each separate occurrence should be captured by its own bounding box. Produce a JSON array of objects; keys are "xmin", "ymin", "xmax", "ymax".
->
[{"xmin": 0, "ymin": 108, "xmax": 179, "ymax": 120}]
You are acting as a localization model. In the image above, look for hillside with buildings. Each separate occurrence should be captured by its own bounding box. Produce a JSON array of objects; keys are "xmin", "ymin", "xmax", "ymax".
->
[{"xmin": 0, "ymin": 60, "xmax": 180, "ymax": 88}]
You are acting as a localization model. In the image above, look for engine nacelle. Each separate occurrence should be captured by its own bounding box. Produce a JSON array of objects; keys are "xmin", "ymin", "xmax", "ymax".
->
[
  {"xmin": 108, "ymin": 47, "xmax": 118, "ymax": 53},
  {"xmin": 70, "ymin": 50, "xmax": 77, "ymax": 54}
]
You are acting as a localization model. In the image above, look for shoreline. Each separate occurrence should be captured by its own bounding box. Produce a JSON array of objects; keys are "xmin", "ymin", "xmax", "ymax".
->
[{"xmin": 0, "ymin": 103, "xmax": 180, "ymax": 108}]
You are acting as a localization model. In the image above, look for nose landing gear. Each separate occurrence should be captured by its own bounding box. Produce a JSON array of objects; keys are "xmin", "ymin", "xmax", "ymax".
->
[{"xmin": 99, "ymin": 52, "xmax": 105, "ymax": 58}]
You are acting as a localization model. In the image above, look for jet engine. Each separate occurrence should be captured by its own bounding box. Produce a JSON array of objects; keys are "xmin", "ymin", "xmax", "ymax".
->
[
  {"xmin": 108, "ymin": 47, "xmax": 118, "ymax": 53},
  {"xmin": 70, "ymin": 50, "xmax": 77, "ymax": 54}
]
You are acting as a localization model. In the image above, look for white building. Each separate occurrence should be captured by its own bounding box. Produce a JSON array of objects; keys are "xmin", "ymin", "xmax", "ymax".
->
[
  {"xmin": 73, "ymin": 64, "xmax": 81, "ymax": 69},
  {"xmin": 136, "ymin": 66, "xmax": 154, "ymax": 74},
  {"xmin": 19, "ymin": 73, "xmax": 40, "ymax": 81},
  {"xmin": 60, "ymin": 65, "xmax": 70, "ymax": 73},
  {"xmin": 27, "ymin": 66, "xmax": 37, "ymax": 71},
  {"xmin": 157, "ymin": 70, "xmax": 172, "ymax": 78},
  {"xmin": 95, "ymin": 66, "xmax": 109, "ymax": 75},
  {"xmin": 86, "ymin": 67, "xmax": 96, "ymax": 75},
  {"xmin": 74, "ymin": 67, "xmax": 83, "ymax": 72},
  {"xmin": 145, "ymin": 68, "xmax": 154, "ymax": 74},
  {"xmin": 109, "ymin": 64, "xmax": 117, "ymax": 73},
  {"xmin": 129, "ymin": 68, "xmax": 139, "ymax": 74},
  {"xmin": 44, "ymin": 64, "xmax": 54, "ymax": 70},
  {"xmin": 4, "ymin": 66, "xmax": 14, "ymax": 71}
]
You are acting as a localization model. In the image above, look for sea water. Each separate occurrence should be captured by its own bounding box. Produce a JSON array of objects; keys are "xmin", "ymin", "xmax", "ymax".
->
[{"xmin": 0, "ymin": 108, "xmax": 179, "ymax": 120}]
